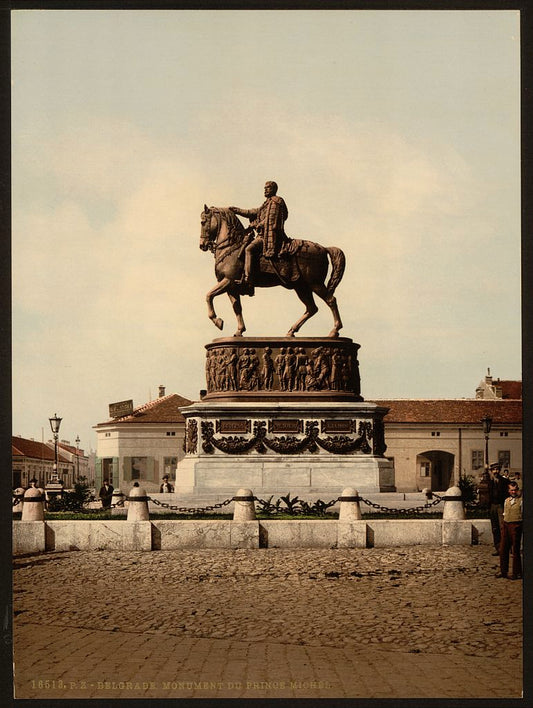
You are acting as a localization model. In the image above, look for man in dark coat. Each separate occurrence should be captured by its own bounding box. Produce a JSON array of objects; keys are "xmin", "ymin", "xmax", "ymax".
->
[
  {"xmin": 99, "ymin": 478, "xmax": 114, "ymax": 509},
  {"xmin": 488, "ymin": 463, "xmax": 510, "ymax": 555}
]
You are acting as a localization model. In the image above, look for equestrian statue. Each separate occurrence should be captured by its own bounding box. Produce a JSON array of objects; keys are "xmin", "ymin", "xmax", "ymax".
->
[{"xmin": 200, "ymin": 181, "xmax": 345, "ymax": 338}]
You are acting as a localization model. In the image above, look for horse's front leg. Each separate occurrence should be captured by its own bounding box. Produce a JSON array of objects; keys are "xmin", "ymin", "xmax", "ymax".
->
[
  {"xmin": 206, "ymin": 278, "xmax": 231, "ymax": 330},
  {"xmin": 227, "ymin": 291, "xmax": 246, "ymax": 337}
]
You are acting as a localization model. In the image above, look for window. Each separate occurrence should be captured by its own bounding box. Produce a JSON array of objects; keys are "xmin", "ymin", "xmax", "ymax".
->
[
  {"xmin": 131, "ymin": 457, "xmax": 148, "ymax": 480},
  {"xmin": 420, "ymin": 462, "xmax": 430, "ymax": 477},
  {"xmin": 498, "ymin": 450, "xmax": 510, "ymax": 468},
  {"xmin": 431, "ymin": 431, "xmax": 440, "ymax": 437},
  {"xmin": 166, "ymin": 431, "xmax": 176, "ymax": 437},
  {"xmin": 499, "ymin": 431, "xmax": 508, "ymax": 437},
  {"xmin": 102, "ymin": 458, "xmax": 114, "ymax": 485},
  {"xmin": 471, "ymin": 450, "xmax": 484, "ymax": 470},
  {"xmin": 164, "ymin": 457, "xmax": 177, "ymax": 480},
  {"xmin": 105, "ymin": 433, "xmax": 111, "ymax": 438}
]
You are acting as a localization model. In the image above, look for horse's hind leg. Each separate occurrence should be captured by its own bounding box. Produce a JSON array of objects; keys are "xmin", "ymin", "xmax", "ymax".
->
[
  {"xmin": 286, "ymin": 285, "xmax": 318, "ymax": 337},
  {"xmin": 227, "ymin": 291, "xmax": 246, "ymax": 337},
  {"xmin": 313, "ymin": 283, "xmax": 343, "ymax": 338}
]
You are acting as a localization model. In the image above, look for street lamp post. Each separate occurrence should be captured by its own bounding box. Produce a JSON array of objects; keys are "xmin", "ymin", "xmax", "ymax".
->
[
  {"xmin": 75, "ymin": 435, "xmax": 80, "ymax": 481},
  {"xmin": 47, "ymin": 413, "xmax": 63, "ymax": 503},
  {"xmin": 481, "ymin": 415, "xmax": 493, "ymax": 474},
  {"xmin": 49, "ymin": 413, "xmax": 62, "ymax": 481}
]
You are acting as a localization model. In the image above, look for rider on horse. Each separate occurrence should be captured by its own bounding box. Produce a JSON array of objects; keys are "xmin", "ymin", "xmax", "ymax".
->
[{"xmin": 229, "ymin": 181, "xmax": 290, "ymax": 290}]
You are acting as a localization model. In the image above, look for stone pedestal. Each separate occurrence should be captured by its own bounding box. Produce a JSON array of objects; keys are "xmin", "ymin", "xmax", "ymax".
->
[
  {"xmin": 178, "ymin": 336, "xmax": 394, "ymax": 500},
  {"xmin": 178, "ymin": 401, "xmax": 393, "ymax": 498}
]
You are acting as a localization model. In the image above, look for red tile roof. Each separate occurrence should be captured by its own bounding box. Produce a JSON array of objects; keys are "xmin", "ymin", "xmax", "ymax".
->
[
  {"xmin": 373, "ymin": 399, "xmax": 522, "ymax": 425},
  {"xmin": 12, "ymin": 436, "xmax": 70, "ymax": 462},
  {"xmin": 57, "ymin": 442, "xmax": 85, "ymax": 456},
  {"xmin": 497, "ymin": 381, "xmax": 522, "ymax": 399},
  {"xmin": 95, "ymin": 393, "xmax": 193, "ymax": 426}
]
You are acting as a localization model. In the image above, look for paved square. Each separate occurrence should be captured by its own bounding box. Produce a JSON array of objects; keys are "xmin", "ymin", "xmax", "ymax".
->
[{"xmin": 13, "ymin": 545, "xmax": 522, "ymax": 699}]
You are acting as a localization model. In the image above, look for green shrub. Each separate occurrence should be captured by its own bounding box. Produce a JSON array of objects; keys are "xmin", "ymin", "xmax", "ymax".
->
[
  {"xmin": 47, "ymin": 476, "xmax": 93, "ymax": 512},
  {"xmin": 458, "ymin": 473, "xmax": 477, "ymax": 504}
]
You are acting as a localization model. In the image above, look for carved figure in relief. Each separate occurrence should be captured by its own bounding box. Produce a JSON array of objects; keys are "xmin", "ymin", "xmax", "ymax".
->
[
  {"xmin": 312, "ymin": 347, "xmax": 331, "ymax": 390},
  {"xmin": 284, "ymin": 347, "xmax": 297, "ymax": 391},
  {"xmin": 330, "ymin": 349, "xmax": 343, "ymax": 390},
  {"xmin": 249, "ymin": 348, "xmax": 260, "ymax": 390},
  {"xmin": 296, "ymin": 347, "xmax": 308, "ymax": 391},
  {"xmin": 205, "ymin": 351, "xmax": 213, "ymax": 390},
  {"xmin": 208, "ymin": 351, "xmax": 218, "ymax": 390},
  {"xmin": 305, "ymin": 361, "xmax": 319, "ymax": 390},
  {"xmin": 225, "ymin": 348, "xmax": 239, "ymax": 390},
  {"xmin": 275, "ymin": 347, "xmax": 287, "ymax": 391},
  {"xmin": 214, "ymin": 350, "xmax": 225, "ymax": 390},
  {"xmin": 262, "ymin": 347, "xmax": 274, "ymax": 390},
  {"xmin": 341, "ymin": 353, "xmax": 351, "ymax": 390},
  {"xmin": 238, "ymin": 348, "xmax": 250, "ymax": 390}
]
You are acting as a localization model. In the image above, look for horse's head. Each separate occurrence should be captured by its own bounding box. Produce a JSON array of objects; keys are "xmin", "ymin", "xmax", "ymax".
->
[
  {"xmin": 200, "ymin": 204, "xmax": 217, "ymax": 252},
  {"xmin": 200, "ymin": 205, "xmax": 245, "ymax": 253}
]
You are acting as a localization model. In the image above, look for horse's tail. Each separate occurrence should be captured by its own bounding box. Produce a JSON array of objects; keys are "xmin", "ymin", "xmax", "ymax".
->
[{"xmin": 326, "ymin": 246, "xmax": 345, "ymax": 296}]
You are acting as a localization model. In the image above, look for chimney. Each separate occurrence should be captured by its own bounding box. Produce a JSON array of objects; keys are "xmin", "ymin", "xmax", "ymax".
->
[
  {"xmin": 159, "ymin": 385, "xmax": 166, "ymax": 398},
  {"xmin": 485, "ymin": 367, "xmax": 492, "ymax": 385}
]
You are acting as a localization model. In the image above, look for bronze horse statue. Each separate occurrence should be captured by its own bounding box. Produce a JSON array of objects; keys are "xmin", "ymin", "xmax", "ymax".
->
[{"xmin": 200, "ymin": 205, "xmax": 345, "ymax": 338}]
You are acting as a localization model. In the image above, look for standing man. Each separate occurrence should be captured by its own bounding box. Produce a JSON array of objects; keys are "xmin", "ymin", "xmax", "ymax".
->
[
  {"xmin": 159, "ymin": 475, "xmax": 174, "ymax": 493},
  {"xmin": 229, "ymin": 181, "xmax": 289, "ymax": 286},
  {"xmin": 99, "ymin": 478, "xmax": 114, "ymax": 509},
  {"xmin": 497, "ymin": 481, "xmax": 523, "ymax": 580},
  {"xmin": 488, "ymin": 463, "xmax": 510, "ymax": 555}
]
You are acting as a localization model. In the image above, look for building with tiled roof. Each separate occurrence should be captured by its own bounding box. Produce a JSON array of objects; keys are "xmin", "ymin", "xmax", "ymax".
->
[
  {"xmin": 92, "ymin": 375, "xmax": 521, "ymax": 495},
  {"xmin": 475, "ymin": 369, "xmax": 522, "ymax": 400},
  {"xmin": 94, "ymin": 387, "xmax": 192, "ymax": 493},
  {"xmin": 371, "ymin": 395, "xmax": 522, "ymax": 492},
  {"xmin": 12, "ymin": 436, "xmax": 72, "ymax": 489},
  {"xmin": 12, "ymin": 436, "xmax": 91, "ymax": 489}
]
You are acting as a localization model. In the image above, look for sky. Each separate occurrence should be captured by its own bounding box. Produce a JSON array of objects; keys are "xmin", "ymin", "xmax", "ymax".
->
[{"xmin": 11, "ymin": 9, "xmax": 521, "ymax": 452}]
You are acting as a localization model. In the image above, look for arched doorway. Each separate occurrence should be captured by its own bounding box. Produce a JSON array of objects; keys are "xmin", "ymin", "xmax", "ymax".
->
[{"xmin": 417, "ymin": 450, "xmax": 455, "ymax": 491}]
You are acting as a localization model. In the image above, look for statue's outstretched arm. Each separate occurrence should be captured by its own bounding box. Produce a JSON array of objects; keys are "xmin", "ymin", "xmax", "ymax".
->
[{"xmin": 229, "ymin": 206, "xmax": 258, "ymax": 220}]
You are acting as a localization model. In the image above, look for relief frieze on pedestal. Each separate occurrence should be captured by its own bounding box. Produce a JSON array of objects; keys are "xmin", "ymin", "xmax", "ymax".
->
[
  {"xmin": 203, "ymin": 337, "xmax": 362, "ymax": 401},
  {"xmin": 197, "ymin": 417, "xmax": 374, "ymax": 456}
]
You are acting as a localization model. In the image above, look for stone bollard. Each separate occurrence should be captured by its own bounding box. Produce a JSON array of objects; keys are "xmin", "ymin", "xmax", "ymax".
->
[
  {"xmin": 21, "ymin": 486, "xmax": 45, "ymax": 521},
  {"xmin": 233, "ymin": 488, "xmax": 256, "ymax": 521},
  {"xmin": 126, "ymin": 484, "xmax": 150, "ymax": 521},
  {"xmin": 338, "ymin": 487, "xmax": 362, "ymax": 521},
  {"xmin": 111, "ymin": 489, "xmax": 127, "ymax": 516},
  {"xmin": 442, "ymin": 485, "xmax": 466, "ymax": 520}
]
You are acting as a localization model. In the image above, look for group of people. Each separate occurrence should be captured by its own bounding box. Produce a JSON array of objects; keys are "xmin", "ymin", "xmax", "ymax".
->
[
  {"xmin": 98, "ymin": 475, "xmax": 175, "ymax": 508},
  {"xmin": 487, "ymin": 464, "xmax": 523, "ymax": 580}
]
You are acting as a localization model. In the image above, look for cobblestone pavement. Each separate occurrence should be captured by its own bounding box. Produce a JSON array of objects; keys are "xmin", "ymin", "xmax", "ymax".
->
[{"xmin": 13, "ymin": 545, "xmax": 523, "ymax": 700}]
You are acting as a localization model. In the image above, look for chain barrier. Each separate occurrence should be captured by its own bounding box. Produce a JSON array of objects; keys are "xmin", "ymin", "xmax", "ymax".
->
[
  {"xmin": 147, "ymin": 496, "xmax": 234, "ymax": 514},
  {"xmin": 15, "ymin": 489, "xmax": 482, "ymax": 515},
  {"xmin": 359, "ymin": 495, "xmax": 443, "ymax": 515}
]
